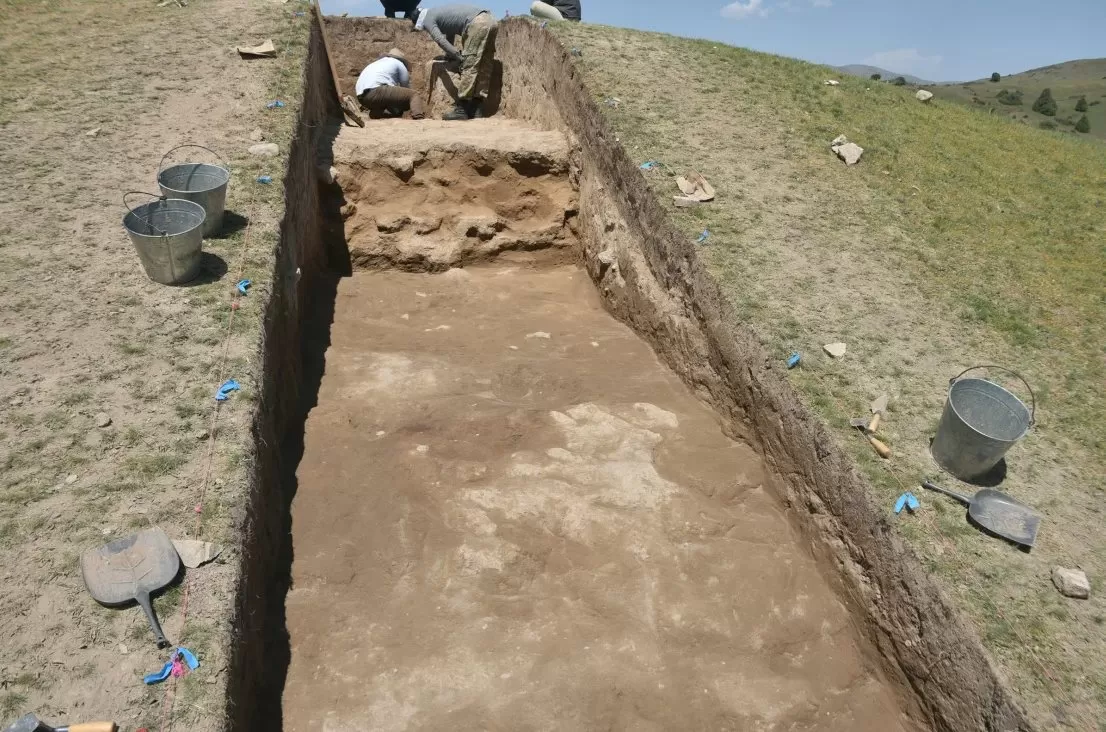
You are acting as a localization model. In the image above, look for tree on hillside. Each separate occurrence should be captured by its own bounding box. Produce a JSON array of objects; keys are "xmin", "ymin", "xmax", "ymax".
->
[
  {"xmin": 997, "ymin": 89, "xmax": 1023, "ymax": 105},
  {"xmin": 1075, "ymin": 96, "xmax": 1088, "ymax": 112},
  {"xmin": 891, "ymin": 76, "xmax": 906, "ymax": 86},
  {"xmin": 1032, "ymin": 88, "xmax": 1058, "ymax": 116},
  {"xmin": 990, "ymin": 72, "xmax": 1001, "ymax": 82},
  {"xmin": 870, "ymin": 73, "xmax": 881, "ymax": 80},
  {"xmin": 1075, "ymin": 115, "xmax": 1091, "ymax": 133}
]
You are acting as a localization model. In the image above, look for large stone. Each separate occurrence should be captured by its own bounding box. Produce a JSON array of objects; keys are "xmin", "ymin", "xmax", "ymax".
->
[
  {"xmin": 1052, "ymin": 567, "xmax": 1090, "ymax": 599},
  {"xmin": 823, "ymin": 342, "xmax": 847, "ymax": 358},
  {"xmin": 916, "ymin": 90, "xmax": 934, "ymax": 103},
  {"xmin": 832, "ymin": 142, "xmax": 864, "ymax": 166}
]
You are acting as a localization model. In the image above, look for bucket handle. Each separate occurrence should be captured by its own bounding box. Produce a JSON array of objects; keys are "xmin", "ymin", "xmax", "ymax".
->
[
  {"xmin": 123, "ymin": 191, "xmax": 170, "ymax": 237},
  {"xmin": 157, "ymin": 144, "xmax": 231, "ymax": 175},
  {"xmin": 951, "ymin": 365, "xmax": 1035, "ymax": 427}
]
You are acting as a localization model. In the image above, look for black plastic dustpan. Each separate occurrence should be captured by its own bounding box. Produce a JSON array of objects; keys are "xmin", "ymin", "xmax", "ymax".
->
[{"xmin": 80, "ymin": 526, "xmax": 181, "ymax": 648}]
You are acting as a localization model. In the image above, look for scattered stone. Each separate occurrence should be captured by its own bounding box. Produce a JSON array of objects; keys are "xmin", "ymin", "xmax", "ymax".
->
[
  {"xmin": 248, "ymin": 142, "xmax": 279, "ymax": 157},
  {"xmin": 340, "ymin": 202, "xmax": 357, "ymax": 219},
  {"xmin": 915, "ymin": 90, "xmax": 934, "ymax": 103},
  {"xmin": 376, "ymin": 215, "xmax": 410, "ymax": 233},
  {"xmin": 248, "ymin": 128, "xmax": 264, "ymax": 141},
  {"xmin": 214, "ymin": 478, "xmax": 226, "ymax": 488},
  {"xmin": 823, "ymin": 79, "xmax": 840, "ymax": 86},
  {"xmin": 384, "ymin": 155, "xmax": 415, "ymax": 177},
  {"xmin": 673, "ymin": 196, "xmax": 701, "ymax": 208},
  {"xmin": 94, "ymin": 412, "xmax": 112, "ymax": 428},
  {"xmin": 822, "ymin": 342, "xmax": 847, "ymax": 358},
  {"xmin": 835, "ymin": 145, "xmax": 864, "ymax": 165},
  {"xmin": 526, "ymin": 331, "xmax": 551, "ymax": 339},
  {"xmin": 85, "ymin": 127, "xmax": 101, "ymax": 137},
  {"xmin": 118, "ymin": 644, "xmax": 129, "ymax": 655},
  {"xmin": 831, "ymin": 137, "xmax": 864, "ymax": 166},
  {"xmin": 193, "ymin": 429, "xmax": 210, "ymax": 441},
  {"xmin": 1052, "ymin": 567, "xmax": 1090, "ymax": 599},
  {"xmin": 415, "ymin": 444, "xmax": 429, "ymax": 454},
  {"xmin": 591, "ymin": 341, "xmax": 599, "ymax": 347},
  {"xmin": 376, "ymin": 430, "xmax": 386, "ymax": 437},
  {"xmin": 235, "ymin": 39, "xmax": 277, "ymax": 58},
  {"xmin": 65, "ymin": 474, "xmax": 78, "ymax": 485},
  {"xmin": 413, "ymin": 217, "xmax": 442, "ymax": 235},
  {"xmin": 172, "ymin": 539, "xmax": 223, "ymax": 569}
]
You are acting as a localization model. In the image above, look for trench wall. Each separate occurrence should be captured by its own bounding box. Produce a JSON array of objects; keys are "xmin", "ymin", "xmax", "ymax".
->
[
  {"xmin": 224, "ymin": 17, "xmax": 339, "ymax": 731},
  {"xmin": 491, "ymin": 17, "xmax": 1031, "ymax": 732}
]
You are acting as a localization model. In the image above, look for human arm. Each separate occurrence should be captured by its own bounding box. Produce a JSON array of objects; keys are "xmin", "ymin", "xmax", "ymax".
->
[{"xmin": 424, "ymin": 15, "xmax": 463, "ymax": 61}]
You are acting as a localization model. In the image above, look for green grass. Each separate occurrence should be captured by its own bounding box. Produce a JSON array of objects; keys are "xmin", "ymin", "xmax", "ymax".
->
[
  {"xmin": 551, "ymin": 22, "xmax": 1106, "ymax": 729},
  {"xmin": 934, "ymin": 58, "xmax": 1106, "ymax": 141}
]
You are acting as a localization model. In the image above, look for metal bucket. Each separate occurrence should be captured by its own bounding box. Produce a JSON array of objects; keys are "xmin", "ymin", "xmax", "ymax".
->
[
  {"xmin": 157, "ymin": 144, "xmax": 229, "ymax": 237},
  {"xmin": 931, "ymin": 366, "xmax": 1035, "ymax": 481},
  {"xmin": 123, "ymin": 192, "xmax": 206, "ymax": 285}
]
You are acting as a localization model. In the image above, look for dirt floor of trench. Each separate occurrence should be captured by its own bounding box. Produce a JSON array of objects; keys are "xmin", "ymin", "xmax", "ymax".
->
[{"xmin": 279, "ymin": 119, "xmax": 920, "ymax": 731}]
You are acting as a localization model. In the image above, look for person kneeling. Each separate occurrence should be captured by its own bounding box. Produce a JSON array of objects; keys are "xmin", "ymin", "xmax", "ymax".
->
[{"xmin": 355, "ymin": 49, "xmax": 425, "ymax": 119}]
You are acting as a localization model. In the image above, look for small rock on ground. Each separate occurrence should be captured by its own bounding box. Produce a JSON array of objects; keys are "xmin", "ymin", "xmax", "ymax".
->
[
  {"xmin": 832, "ymin": 142, "xmax": 864, "ymax": 166},
  {"xmin": 1052, "ymin": 567, "xmax": 1090, "ymax": 599},
  {"xmin": 248, "ymin": 142, "xmax": 279, "ymax": 157},
  {"xmin": 823, "ymin": 342, "xmax": 847, "ymax": 358},
  {"xmin": 65, "ymin": 474, "xmax": 78, "ymax": 485},
  {"xmin": 916, "ymin": 90, "xmax": 934, "ymax": 102},
  {"xmin": 248, "ymin": 128, "xmax": 264, "ymax": 141},
  {"xmin": 95, "ymin": 412, "xmax": 112, "ymax": 428}
]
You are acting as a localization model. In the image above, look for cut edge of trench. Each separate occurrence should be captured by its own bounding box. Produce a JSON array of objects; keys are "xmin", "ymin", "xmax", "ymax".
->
[{"xmin": 221, "ymin": 15, "xmax": 1034, "ymax": 732}]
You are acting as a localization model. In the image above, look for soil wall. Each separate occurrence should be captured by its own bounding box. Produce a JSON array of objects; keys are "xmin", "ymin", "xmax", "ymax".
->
[
  {"xmin": 223, "ymin": 17, "xmax": 339, "ymax": 731},
  {"xmin": 491, "ymin": 17, "xmax": 1031, "ymax": 732}
]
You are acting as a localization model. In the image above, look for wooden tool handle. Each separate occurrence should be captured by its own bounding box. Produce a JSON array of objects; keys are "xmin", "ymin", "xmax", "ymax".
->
[
  {"xmin": 867, "ymin": 435, "xmax": 891, "ymax": 459},
  {"xmin": 67, "ymin": 723, "xmax": 117, "ymax": 732},
  {"xmin": 867, "ymin": 412, "xmax": 881, "ymax": 432}
]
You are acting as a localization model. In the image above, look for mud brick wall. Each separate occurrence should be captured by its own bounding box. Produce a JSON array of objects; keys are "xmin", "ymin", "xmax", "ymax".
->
[{"xmin": 493, "ymin": 17, "xmax": 1031, "ymax": 732}]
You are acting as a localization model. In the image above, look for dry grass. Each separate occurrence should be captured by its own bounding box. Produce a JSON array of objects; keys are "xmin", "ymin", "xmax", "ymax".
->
[
  {"xmin": 552, "ymin": 21, "xmax": 1106, "ymax": 730},
  {"xmin": 0, "ymin": 0, "xmax": 310, "ymax": 728}
]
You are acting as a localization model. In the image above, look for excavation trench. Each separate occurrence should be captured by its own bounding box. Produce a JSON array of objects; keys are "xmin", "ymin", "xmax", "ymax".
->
[
  {"xmin": 226, "ymin": 16, "xmax": 1031, "ymax": 732},
  {"xmin": 284, "ymin": 122, "xmax": 913, "ymax": 730}
]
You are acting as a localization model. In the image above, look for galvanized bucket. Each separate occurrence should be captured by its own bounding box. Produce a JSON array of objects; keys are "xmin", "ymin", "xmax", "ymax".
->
[
  {"xmin": 157, "ymin": 144, "xmax": 229, "ymax": 237},
  {"xmin": 931, "ymin": 366, "xmax": 1035, "ymax": 481},
  {"xmin": 123, "ymin": 192, "xmax": 206, "ymax": 285}
]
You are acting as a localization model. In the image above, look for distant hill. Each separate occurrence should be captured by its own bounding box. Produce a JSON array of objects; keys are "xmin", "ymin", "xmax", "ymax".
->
[
  {"xmin": 934, "ymin": 58, "xmax": 1106, "ymax": 141},
  {"xmin": 836, "ymin": 64, "xmax": 929, "ymax": 85}
]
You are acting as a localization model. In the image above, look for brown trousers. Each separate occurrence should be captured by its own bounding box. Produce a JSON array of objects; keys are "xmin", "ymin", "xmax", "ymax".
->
[
  {"xmin": 457, "ymin": 12, "xmax": 497, "ymax": 100},
  {"xmin": 358, "ymin": 85, "xmax": 425, "ymax": 119}
]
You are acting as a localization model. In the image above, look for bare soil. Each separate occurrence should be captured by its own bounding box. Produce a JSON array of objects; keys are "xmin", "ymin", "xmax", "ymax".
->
[{"xmin": 280, "ymin": 125, "xmax": 918, "ymax": 730}]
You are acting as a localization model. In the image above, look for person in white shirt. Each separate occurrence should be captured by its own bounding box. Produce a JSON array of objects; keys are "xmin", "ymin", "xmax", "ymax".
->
[{"xmin": 354, "ymin": 48, "xmax": 425, "ymax": 119}]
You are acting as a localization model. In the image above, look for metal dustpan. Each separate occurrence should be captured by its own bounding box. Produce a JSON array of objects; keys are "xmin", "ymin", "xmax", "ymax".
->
[
  {"xmin": 921, "ymin": 480, "xmax": 1041, "ymax": 548},
  {"xmin": 81, "ymin": 527, "xmax": 181, "ymax": 648}
]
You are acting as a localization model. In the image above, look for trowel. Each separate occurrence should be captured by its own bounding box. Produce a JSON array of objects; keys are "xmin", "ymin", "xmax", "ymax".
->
[
  {"xmin": 868, "ymin": 394, "xmax": 888, "ymax": 432},
  {"xmin": 2, "ymin": 714, "xmax": 115, "ymax": 732}
]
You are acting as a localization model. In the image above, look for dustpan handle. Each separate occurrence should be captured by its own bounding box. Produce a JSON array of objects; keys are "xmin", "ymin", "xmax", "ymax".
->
[
  {"xmin": 123, "ymin": 191, "xmax": 169, "ymax": 237},
  {"xmin": 158, "ymin": 144, "xmax": 231, "ymax": 175},
  {"xmin": 950, "ymin": 365, "xmax": 1035, "ymax": 427}
]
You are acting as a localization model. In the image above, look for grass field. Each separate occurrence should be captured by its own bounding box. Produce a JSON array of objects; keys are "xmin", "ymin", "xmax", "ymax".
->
[
  {"xmin": 550, "ymin": 21, "xmax": 1106, "ymax": 731},
  {"xmin": 933, "ymin": 58, "xmax": 1106, "ymax": 141}
]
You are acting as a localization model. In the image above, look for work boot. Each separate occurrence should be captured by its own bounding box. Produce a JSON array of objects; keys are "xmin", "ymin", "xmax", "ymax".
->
[
  {"xmin": 443, "ymin": 102, "xmax": 470, "ymax": 121},
  {"xmin": 469, "ymin": 99, "xmax": 487, "ymax": 119}
]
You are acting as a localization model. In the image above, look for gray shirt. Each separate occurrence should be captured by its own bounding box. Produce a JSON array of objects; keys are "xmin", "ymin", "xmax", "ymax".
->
[{"xmin": 420, "ymin": 4, "xmax": 488, "ymax": 61}]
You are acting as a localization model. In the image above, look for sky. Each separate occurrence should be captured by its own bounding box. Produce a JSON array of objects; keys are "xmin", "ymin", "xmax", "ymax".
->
[{"xmin": 321, "ymin": 0, "xmax": 1106, "ymax": 81}]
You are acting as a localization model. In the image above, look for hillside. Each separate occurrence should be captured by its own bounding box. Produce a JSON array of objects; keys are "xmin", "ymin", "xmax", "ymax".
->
[
  {"xmin": 935, "ymin": 58, "xmax": 1106, "ymax": 140},
  {"xmin": 837, "ymin": 63, "xmax": 929, "ymax": 84},
  {"xmin": 551, "ymin": 21, "xmax": 1106, "ymax": 730}
]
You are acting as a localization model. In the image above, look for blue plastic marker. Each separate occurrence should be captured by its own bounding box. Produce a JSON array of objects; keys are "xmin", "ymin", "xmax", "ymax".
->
[
  {"xmin": 236, "ymin": 279, "xmax": 252, "ymax": 295},
  {"xmin": 787, "ymin": 352, "xmax": 801, "ymax": 369},
  {"xmin": 266, "ymin": 100, "xmax": 285, "ymax": 109},
  {"xmin": 257, "ymin": 175, "xmax": 272, "ymax": 184},
  {"xmin": 696, "ymin": 230, "xmax": 709, "ymax": 244},
  {"xmin": 894, "ymin": 492, "xmax": 920, "ymax": 514}
]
